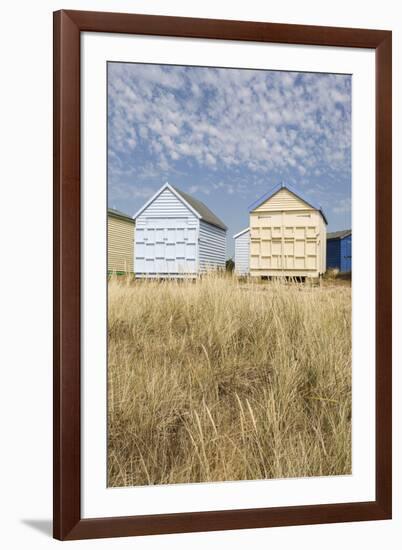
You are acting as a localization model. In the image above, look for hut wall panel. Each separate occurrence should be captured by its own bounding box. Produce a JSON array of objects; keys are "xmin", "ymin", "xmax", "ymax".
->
[
  {"xmin": 253, "ymin": 188, "xmax": 311, "ymax": 212},
  {"xmin": 198, "ymin": 220, "xmax": 226, "ymax": 271},
  {"xmin": 107, "ymin": 216, "xmax": 135, "ymax": 273},
  {"xmin": 136, "ymin": 188, "xmax": 195, "ymax": 222},
  {"xmin": 234, "ymin": 230, "xmax": 250, "ymax": 275},
  {"xmin": 319, "ymin": 216, "xmax": 327, "ymax": 273},
  {"xmin": 135, "ymin": 186, "xmax": 227, "ymax": 277},
  {"xmin": 340, "ymin": 235, "xmax": 352, "ymax": 272},
  {"xmin": 327, "ymin": 239, "xmax": 340, "ymax": 270},
  {"xmin": 250, "ymin": 205, "xmax": 326, "ymax": 278},
  {"xmin": 327, "ymin": 234, "xmax": 352, "ymax": 272},
  {"xmin": 135, "ymin": 187, "xmax": 199, "ymax": 277}
]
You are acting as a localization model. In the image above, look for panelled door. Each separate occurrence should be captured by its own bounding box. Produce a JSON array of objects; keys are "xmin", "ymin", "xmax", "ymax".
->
[
  {"xmin": 136, "ymin": 218, "xmax": 197, "ymax": 275},
  {"xmin": 343, "ymin": 237, "xmax": 352, "ymax": 272},
  {"xmin": 251, "ymin": 212, "xmax": 319, "ymax": 272}
]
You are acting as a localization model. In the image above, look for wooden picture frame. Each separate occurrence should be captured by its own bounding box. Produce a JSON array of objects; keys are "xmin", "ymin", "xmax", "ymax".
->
[{"xmin": 53, "ymin": 10, "xmax": 392, "ymax": 540}]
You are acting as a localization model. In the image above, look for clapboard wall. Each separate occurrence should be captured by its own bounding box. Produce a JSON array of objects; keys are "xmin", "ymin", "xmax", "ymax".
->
[
  {"xmin": 199, "ymin": 220, "xmax": 226, "ymax": 271},
  {"xmin": 134, "ymin": 184, "xmax": 226, "ymax": 277},
  {"xmin": 107, "ymin": 209, "xmax": 135, "ymax": 273},
  {"xmin": 234, "ymin": 228, "xmax": 250, "ymax": 275},
  {"xmin": 327, "ymin": 230, "xmax": 352, "ymax": 273},
  {"xmin": 249, "ymin": 184, "xmax": 327, "ymax": 279}
]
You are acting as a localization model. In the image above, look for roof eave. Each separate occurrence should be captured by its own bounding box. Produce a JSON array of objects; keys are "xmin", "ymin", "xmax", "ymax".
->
[
  {"xmin": 108, "ymin": 209, "xmax": 135, "ymax": 223},
  {"xmin": 133, "ymin": 182, "xmax": 202, "ymax": 221},
  {"xmin": 233, "ymin": 227, "xmax": 250, "ymax": 239},
  {"xmin": 327, "ymin": 230, "xmax": 352, "ymax": 240},
  {"xmin": 205, "ymin": 221, "xmax": 227, "ymax": 231},
  {"xmin": 173, "ymin": 185, "xmax": 227, "ymax": 229},
  {"xmin": 320, "ymin": 209, "xmax": 328, "ymax": 225},
  {"xmin": 248, "ymin": 182, "xmax": 282, "ymax": 212}
]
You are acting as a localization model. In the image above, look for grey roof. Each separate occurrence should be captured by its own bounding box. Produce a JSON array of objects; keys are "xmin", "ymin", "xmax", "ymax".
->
[
  {"xmin": 108, "ymin": 207, "xmax": 135, "ymax": 223},
  {"xmin": 172, "ymin": 186, "xmax": 227, "ymax": 230},
  {"xmin": 327, "ymin": 229, "xmax": 352, "ymax": 240}
]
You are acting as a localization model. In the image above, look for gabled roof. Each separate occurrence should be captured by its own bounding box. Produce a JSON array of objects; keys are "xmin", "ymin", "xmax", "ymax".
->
[
  {"xmin": 134, "ymin": 183, "xmax": 227, "ymax": 230},
  {"xmin": 171, "ymin": 186, "xmax": 227, "ymax": 230},
  {"xmin": 248, "ymin": 182, "xmax": 328, "ymax": 225},
  {"xmin": 108, "ymin": 207, "xmax": 135, "ymax": 223},
  {"xmin": 233, "ymin": 227, "xmax": 250, "ymax": 239},
  {"xmin": 327, "ymin": 229, "xmax": 352, "ymax": 240}
]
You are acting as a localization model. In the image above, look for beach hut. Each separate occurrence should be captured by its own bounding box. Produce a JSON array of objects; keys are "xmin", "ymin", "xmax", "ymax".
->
[
  {"xmin": 327, "ymin": 230, "xmax": 352, "ymax": 273},
  {"xmin": 248, "ymin": 183, "xmax": 327, "ymax": 279},
  {"xmin": 233, "ymin": 228, "xmax": 250, "ymax": 275},
  {"xmin": 134, "ymin": 183, "xmax": 227, "ymax": 277},
  {"xmin": 107, "ymin": 208, "xmax": 135, "ymax": 274}
]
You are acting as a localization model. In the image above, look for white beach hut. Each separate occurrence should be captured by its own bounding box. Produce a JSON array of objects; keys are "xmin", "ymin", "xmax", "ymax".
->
[
  {"xmin": 134, "ymin": 183, "xmax": 227, "ymax": 277},
  {"xmin": 233, "ymin": 228, "xmax": 250, "ymax": 276}
]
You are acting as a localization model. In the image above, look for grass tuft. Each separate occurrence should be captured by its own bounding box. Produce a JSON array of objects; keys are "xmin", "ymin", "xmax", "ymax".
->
[{"xmin": 108, "ymin": 273, "xmax": 351, "ymax": 486}]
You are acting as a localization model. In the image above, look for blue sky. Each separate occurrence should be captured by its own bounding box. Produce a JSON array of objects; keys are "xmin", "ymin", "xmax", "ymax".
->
[{"xmin": 108, "ymin": 62, "xmax": 351, "ymax": 258}]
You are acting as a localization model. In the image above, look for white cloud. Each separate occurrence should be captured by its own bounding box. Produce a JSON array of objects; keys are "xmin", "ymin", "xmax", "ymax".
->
[
  {"xmin": 188, "ymin": 184, "xmax": 210, "ymax": 195},
  {"xmin": 108, "ymin": 63, "xmax": 351, "ymax": 188}
]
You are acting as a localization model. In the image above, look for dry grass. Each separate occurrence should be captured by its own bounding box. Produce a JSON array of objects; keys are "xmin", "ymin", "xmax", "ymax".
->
[{"xmin": 108, "ymin": 273, "xmax": 351, "ymax": 487}]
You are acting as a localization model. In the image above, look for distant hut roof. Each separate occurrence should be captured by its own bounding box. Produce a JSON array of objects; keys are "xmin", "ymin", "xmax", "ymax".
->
[
  {"xmin": 233, "ymin": 227, "xmax": 250, "ymax": 239},
  {"xmin": 327, "ymin": 229, "xmax": 352, "ymax": 240},
  {"xmin": 108, "ymin": 207, "xmax": 135, "ymax": 223}
]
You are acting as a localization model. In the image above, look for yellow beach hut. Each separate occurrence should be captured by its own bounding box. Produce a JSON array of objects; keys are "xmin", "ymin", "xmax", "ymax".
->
[{"xmin": 248, "ymin": 183, "xmax": 327, "ymax": 279}]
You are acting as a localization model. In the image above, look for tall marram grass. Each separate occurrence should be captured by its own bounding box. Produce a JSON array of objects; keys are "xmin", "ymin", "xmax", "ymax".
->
[{"xmin": 108, "ymin": 274, "xmax": 351, "ymax": 487}]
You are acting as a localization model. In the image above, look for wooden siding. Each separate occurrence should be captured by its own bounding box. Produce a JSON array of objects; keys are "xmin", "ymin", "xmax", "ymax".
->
[
  {"xmin": 135, "ymin": 187, "xmax": 199, "ymax": 277},
  {"xmin": 319, "ymin": 215, "xmax": 326, "ymax": 274},
  {"xmin": 250, "ymin": 199, "xmax": 326, "ymax": 278},
  {"xmin": 135, "ymin": 218, "xmax": 198, "ymax": 276},
  {"xmin": 327, "ymin": 234, "xmax": 352, "ymax": 272},
  {"xmin": 327, "ymin": 238, "xmax": 341, "ymax": 270},
  {"xmin": 253, "ymin": 188, "xmax": 312, "ymax": 212},
  {"xmin": 136, "ymin": 187, "xmax": 196, "ymax": 220},
  {"xmin": 135, "ymin": 186, "xmax": 227, "ymax": 277},
  {"xmin": 339, "ymin": 234, "xmax": 352, "ymax": 272},
  {"xmin": 108, "ymin": 215, "xmax": 135, "ymax": 273},
  {"xmin": 234, "ymin": 230, "xmax": 250, "ymax": 275},
  {"xmin": 198, "ymin": 220, "xmax": 226, "ymax": 272}
]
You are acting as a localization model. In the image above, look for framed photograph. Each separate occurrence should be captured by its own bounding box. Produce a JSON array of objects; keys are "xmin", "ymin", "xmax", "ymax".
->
[{"xmin": 53, "ymin": 10, "xmax": 392, "ymax": 540}]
